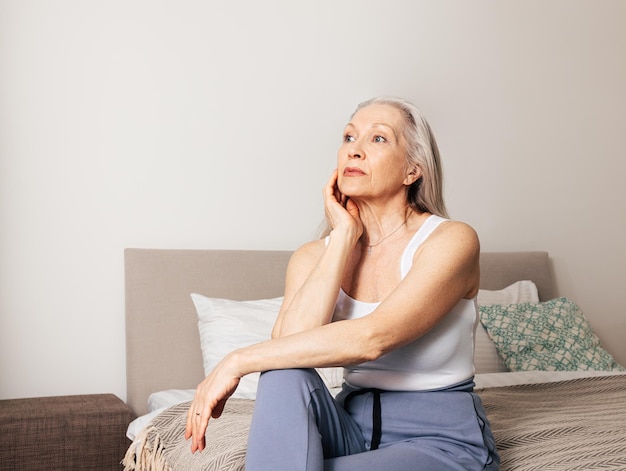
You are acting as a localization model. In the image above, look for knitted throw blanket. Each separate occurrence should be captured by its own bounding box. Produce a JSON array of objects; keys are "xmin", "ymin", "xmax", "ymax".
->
[
  {"xmin": 123, "ymin": 399, "xmax": 254, "ymax": 471},
  {"xmin": 123, "ymin": 375, "xmax": 626, "ymax": 471}
]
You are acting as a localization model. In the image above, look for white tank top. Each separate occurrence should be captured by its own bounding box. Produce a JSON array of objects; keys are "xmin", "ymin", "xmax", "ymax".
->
[{"xmin": 331, "ymin": 215, "xmax": 477, "ymax": 391}]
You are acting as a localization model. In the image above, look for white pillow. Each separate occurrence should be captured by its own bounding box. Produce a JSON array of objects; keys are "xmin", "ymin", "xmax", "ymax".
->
[
  {"xmin": 474, "ymin": 280, "xmax": 540, "ymax": 374},
  {"xmin": 127, "ymin": 389, "xmax": 197, "ymax": 440},
  {"xmin": 477, "ymin": 280, "xmax": 539, "ymax": 306},
  {"xmin": 191, "ymin": 293, "xmax": 343, "ymax": 398}
]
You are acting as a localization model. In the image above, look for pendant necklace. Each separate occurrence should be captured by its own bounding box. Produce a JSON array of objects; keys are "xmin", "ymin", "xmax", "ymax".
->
[{"xmin": 365, "ymin": 220, "xmax": 406, "ymax": 255}]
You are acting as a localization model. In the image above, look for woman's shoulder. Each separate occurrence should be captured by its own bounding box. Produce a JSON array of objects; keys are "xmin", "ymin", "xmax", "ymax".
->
[
  {"xmin": 295, "ymin": 237, "xmax": 327, "ymax": 254},
  {"xmin": 419, "ymin": 218, "xmax": 480, "ymax": 258},
  {"xmin": 438, "ymin": 219, "xmax": 478, "ymax": 241},
  {"xmin": 288, "ymin": 238, "xmax": 326, "ymax": 269},
  {"xmin": 408, "ymin": 218, "xmax": 480, "ymax": 295}
]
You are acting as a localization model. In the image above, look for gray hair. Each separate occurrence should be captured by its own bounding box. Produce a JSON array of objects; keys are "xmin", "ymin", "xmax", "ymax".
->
[{"xmin": 353, "ymin": 97, "xmax": 449, "ymax": 218}]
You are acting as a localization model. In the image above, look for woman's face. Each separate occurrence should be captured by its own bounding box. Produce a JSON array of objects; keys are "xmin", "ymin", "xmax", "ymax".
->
[{"xmin": 337, "ymin": 103, "xmax": 419, "ymax": 201}]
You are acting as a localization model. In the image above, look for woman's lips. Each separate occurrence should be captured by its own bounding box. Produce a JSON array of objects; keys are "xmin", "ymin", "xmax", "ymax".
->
[{"xmin": 343, "ymin": 167, "xmax": 366, "ymax": 176}]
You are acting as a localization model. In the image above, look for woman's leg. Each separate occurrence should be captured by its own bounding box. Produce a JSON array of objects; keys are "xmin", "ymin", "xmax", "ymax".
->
[
  {"xmin": 325, "ymin": 442, "xmax": 473, "ymax": 471},
  {"xmin": 325, "ymin": 441, "xmax": 499, "ymax": 471},
  {"xmin": 325, "ymin": 390, "xmax": 499, "ymax": 471},
  {"xmin": 245, "ymin": 369, "xmax": 366, "ymax": 471}
]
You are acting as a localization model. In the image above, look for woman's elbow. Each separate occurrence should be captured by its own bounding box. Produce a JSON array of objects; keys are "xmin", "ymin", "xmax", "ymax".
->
[
  {"xmin": 356, "ymin": 325, "xmax": 392, "ymax": 362},
  {"xmin": 271, "ymin": 320, "xmax": 304, "ymax": 339},
  {"xmin": 271, "ymin": 323, "xmax": 284, "ymax": 339}
]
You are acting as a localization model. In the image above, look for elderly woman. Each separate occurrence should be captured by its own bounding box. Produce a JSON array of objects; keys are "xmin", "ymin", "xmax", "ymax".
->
[{"xmin": 186, "ymin": 97, "xmax": 499, "ymax": 470}]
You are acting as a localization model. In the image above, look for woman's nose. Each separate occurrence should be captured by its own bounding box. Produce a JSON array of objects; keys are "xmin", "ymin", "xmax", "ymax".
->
[{"xmin": 348, "ymin": 144, "xmax": 363, "ymax": 159}]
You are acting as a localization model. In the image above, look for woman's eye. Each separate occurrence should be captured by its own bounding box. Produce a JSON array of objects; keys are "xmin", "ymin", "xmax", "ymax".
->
[
  {"xmin": 344, "ymin": 134, "xmax": 356, "ymax": 143},
  {"xmin": 374, "ymin": 135, "xmax": 387, "ymax": 143}
]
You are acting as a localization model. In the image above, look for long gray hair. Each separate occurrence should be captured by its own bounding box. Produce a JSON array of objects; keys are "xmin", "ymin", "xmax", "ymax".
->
[
  {"xmin": 353, "ymin": 97, "xmax": 449, "ymax": 218},
  {"xmin": 317, "ymin": 97, "xmax": 448, "ymax": 238}
]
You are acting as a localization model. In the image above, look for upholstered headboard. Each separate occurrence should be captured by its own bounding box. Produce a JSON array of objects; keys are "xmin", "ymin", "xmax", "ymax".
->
[{"xmin": 125, "ymin": 249, "xmax": 556, "ymax": 415}]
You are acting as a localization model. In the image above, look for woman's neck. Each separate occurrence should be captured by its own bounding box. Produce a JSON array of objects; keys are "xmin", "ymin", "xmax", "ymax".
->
[{"xmin": 357, "ymin": 203, "xmax": 415, "ymax": 247}]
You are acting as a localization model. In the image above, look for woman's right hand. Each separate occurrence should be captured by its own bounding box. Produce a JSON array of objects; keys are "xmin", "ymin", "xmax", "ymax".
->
[
  {"xmin": 323, "ymin": 169, "xmax": 363, "ymax": 245},
  {"xmin": 185, "ymin": 353, "xmax": 242, "ymax": 453}
]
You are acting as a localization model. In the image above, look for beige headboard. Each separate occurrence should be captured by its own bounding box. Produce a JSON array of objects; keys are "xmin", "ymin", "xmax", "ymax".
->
[{"xmin": 125, "ymin": 249, "xmax": 556, "ymax": 415}]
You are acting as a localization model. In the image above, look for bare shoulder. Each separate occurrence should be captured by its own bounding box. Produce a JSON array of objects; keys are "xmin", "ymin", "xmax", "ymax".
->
[
  {"xmin": 414, "ymin": 220, "xmax": 480, "ymax": 270},
  {"xmin": 434, "ymin": 220, "xmax": 479, "ymax": 250},
  {"xmin": 412, "ymin": 220, "xmax": 480, "ymax": 297},
  {"xmin": 290, "ymin": 238, "xmax": 326, "ymax": 267},
  {"xmin": 284, "ymin": 239, "xmax": 326, "ymax": 285}
]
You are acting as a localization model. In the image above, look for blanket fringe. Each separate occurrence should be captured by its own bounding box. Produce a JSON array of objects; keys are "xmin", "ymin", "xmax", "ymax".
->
[{"xmin": 122, "ymin": 423, "xmax": 171, "ymax": 471}]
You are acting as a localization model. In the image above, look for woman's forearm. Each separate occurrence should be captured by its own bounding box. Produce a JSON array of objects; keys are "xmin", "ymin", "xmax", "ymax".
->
[
  {"xmin": 185, "ymin": 317, "xmax": 373, "ymax": 453},
  {"xmin": 272, "ymin": 229, "xmax": 357, "ymax": 338},
  {"xmin": 238, "ymin": 318, "xmax": 377, "ymax": 377}
]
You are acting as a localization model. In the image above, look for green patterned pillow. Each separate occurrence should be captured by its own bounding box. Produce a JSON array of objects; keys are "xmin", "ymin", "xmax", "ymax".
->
[{"xmin": 478, "ymin": 297, "xmax": 625, "ymax": 371}]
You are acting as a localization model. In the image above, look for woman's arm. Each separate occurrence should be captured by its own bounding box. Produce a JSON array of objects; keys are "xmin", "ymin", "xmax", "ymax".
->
[
  {"xmin": 272, "ymin": 170, "xmax": 362, "ymax": 338},
  {"xmin": 186, "ymin": 221, "xmax": 479, "ymax": 452},
  {"xmin": 266, "ymin": 222, "xmax": 479, "ymax": 367},
  {"xmin": 271, "ymin": 232, "xmax": 352, "ymax": 338}
]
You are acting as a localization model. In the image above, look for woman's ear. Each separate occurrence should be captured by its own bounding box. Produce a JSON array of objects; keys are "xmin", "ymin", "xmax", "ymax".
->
[{"xmin": 403, "ymin": 166, "xmax": 422, "ymax": 186}]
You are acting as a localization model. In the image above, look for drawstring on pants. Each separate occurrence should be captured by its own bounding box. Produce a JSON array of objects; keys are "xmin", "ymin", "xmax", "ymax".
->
[{"xmin": 343, "ymin": 388, "xmax": 383, "ymax": 451}]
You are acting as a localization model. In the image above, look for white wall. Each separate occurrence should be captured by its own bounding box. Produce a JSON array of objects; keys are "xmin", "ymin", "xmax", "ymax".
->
[{"xmin": 1, "ymin": 0, "xmax": 625, "ymax": 401}]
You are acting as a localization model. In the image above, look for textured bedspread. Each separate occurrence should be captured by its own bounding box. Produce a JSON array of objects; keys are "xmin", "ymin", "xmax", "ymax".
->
[
  {"xmin": 123, "ymin": 374, "xmax": 626, "ymax": 471},
  {"xmin": 124, "ymin": 399, "xmax": 254, "ymax": 471},
  {"xmin": 479, "ymin": 374, "xmax": 626, "ymax": 470}
]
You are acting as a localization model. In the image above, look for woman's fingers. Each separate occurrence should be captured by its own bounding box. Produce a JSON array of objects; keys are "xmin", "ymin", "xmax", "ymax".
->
[
  {"xmin": 323, "ymin": 169, "xmax": 363, "ymax": 242},
  {"xmin": 184, "ymin": 397, "xmax": 212, "ymax": 452},
  {"xmin": 194, "ymin": 413, "xmax": 207, "ymax": 452},
  {"xmin": 184, "ymin": 406, "xmax": 193, "ymax": 439},
  {"xmin": 185, "ymin": 358, "xmax": 242, "ymax": 453},
  {"xmin": 323, "ymin": 169, "xmax": 340, "ymax": 203},
  {"xmin": 186, "ymin": 375, "xmax": 214, "ymax": 451},
  {"xmin": 324, "ymin": 170, "xmax": 348, "ymax": 222}
]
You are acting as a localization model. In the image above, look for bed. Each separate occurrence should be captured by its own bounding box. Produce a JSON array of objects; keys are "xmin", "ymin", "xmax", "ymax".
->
[{"xmin": 122, "ymin": 249, "xmax": 626, "ymax": 470}]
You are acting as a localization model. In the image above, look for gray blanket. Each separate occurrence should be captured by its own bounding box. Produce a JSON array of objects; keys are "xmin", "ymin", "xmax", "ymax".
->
[
  {"xmin": 481, "ymin": 374, "xmax": 626, "ymax": 470},
  {"xmin": 123, "ymin": 375, "xmax": 626, "ymax": 470}
]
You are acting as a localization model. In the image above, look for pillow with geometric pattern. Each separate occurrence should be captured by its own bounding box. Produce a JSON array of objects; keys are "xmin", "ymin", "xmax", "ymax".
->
[{"xmin": 478, "ymin": 297, "xmax": 625, "ymax": 371}]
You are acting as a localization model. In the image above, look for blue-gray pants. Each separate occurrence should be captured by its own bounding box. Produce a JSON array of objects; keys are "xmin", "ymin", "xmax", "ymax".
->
[{"xmin": 246, "ymin": 369, "xmax": 499, "ymax": 471}]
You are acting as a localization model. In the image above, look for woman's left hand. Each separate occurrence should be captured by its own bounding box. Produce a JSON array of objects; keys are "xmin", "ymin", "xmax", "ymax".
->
[
  {"xmin": 324, "ymin": 169, "xmax": 363, "ymax": 244},
  {"xmin": 184, "ymin": 354, "xmax": 241, "ymax": 453}
]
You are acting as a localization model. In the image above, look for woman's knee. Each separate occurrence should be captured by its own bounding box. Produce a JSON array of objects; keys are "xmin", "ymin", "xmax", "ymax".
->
[{"xmin": 258, "ymin": 368, "xmax": 323, "ymax": 395}]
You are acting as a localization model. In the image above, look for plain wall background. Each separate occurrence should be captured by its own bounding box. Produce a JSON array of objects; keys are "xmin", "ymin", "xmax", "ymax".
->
[{"xmin": 1, "ymin": 0, "xmax": 625, "ymax": 401}]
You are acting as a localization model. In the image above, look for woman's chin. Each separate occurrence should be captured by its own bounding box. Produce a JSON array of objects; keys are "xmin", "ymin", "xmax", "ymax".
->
[{"xmin": 338, "ymin": 181, "xmax": 365, "ymax": 197}]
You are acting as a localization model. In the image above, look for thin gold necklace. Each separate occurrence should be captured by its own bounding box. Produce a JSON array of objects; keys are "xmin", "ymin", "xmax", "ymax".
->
[{"xmin": 365, "ymin": 220, "xmax": 406, "ymax": 255}]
